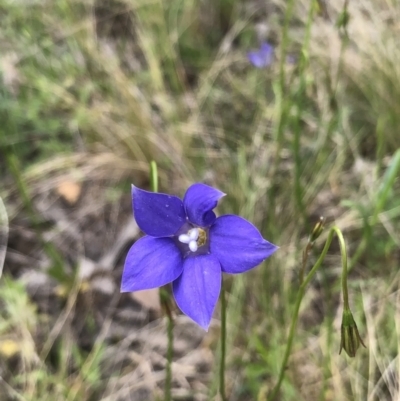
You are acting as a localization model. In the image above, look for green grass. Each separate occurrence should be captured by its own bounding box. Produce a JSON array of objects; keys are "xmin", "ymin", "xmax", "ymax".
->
[{"xmin": 0, "ymin": 0, "xmax": 400, "ymax": 399}]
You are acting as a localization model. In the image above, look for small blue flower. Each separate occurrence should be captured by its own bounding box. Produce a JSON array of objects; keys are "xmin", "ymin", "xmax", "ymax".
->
[
  {"xmin": 121, "ymin": 183, "xmax": 278, "ymax": 330},
  {"xmin": 247, "ymin": 42, "xmax": 274, "ymax": 68}
]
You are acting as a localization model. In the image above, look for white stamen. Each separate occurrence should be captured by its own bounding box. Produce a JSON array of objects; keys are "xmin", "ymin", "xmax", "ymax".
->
[
  {"xmin": 178, "ymin": 234, "xmax": 190, "ymax": 244},
  {"xmin": 189, "ymin": 240, "xmax": 198, "ymax": 252},
  {"xmin": 189, "ymin": 228, "xmax": 199, "ymax": 241}
]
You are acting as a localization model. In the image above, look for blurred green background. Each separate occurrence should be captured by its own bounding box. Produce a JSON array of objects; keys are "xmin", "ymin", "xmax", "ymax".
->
[{"xmin": 0, "ymin": 0, "xmax": 400, "ymax": 400}]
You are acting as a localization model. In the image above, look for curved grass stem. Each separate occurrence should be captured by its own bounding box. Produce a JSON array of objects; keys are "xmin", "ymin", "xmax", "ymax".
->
[{"xmin": 268, "ymin": 226, "xmax": 348, "ymax": 401}]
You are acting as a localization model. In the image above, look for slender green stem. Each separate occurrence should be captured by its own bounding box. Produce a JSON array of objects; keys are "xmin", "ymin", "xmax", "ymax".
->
[
  {"xmin": 299, "ymin": 242, "xmax": 312, "ymax": 285},
  {"xmin": 334, "ymin": 228, "xmax": 349, "ymax": 308},
  {"xmin": 150, "ymin": 160, "xmax": 159, "ymax": 193},
  {"xmin": 273, "ymin": 0, "xmax": 295, "ymax": 145},
  {"xmin": 319, "ymin": 264, "xmax": 333, "ymax": 401},
  {"xmin": 300, "ymin": 217, "xmax": 325, "ymax": 285},
  {"xmin": 219, "ymin": 280, "xmax": 227, "ymax": 401},
  {"xmin": 375, "ymin": 116, "xmax": 386, "ymax": 177},
  {"xmin": 268, "ymin": 226, "xmax": 347, "ymax": 401},
  {"xmin": 148, "ymin": 160, "xmax": 173, "ymax": 400},
  {"xmin": 292, "ymin": 0, "xmax": 316, "ymax": 222},
  {"xmin": 278, "ymin": 0, "xmax": 295, "ymax": 98},
  {"xmin": 165, "ymin": 312, "xmax": 173, "ymax": 401}
]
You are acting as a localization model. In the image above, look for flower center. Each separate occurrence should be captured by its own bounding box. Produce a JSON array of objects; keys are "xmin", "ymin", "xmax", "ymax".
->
[
  {"xmin": 174, "ymin": 222, "xmax": 210, "ymax": 258},
  {"xmin": 197, "ymin": 228, "xmax": 207, "ymax": 247},
  {"xmin": 177, "ymin": 227, "xmax": 208, "ymax": 254}
]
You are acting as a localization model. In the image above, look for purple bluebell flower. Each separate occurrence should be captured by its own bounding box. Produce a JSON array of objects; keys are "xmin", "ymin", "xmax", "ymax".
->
[
  {"xmin": 247, "ymin": 42, "xmax": 274, "ymax": 68},
  {"xmin": 121, "ymin": 183, "xmax": 278, "ymax": 330}
]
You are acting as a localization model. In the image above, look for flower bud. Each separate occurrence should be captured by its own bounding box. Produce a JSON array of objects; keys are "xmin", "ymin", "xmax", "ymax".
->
[
  {"xmin": 339, "ymin": 308, "xmax": 366, "ymax": 357},
  {"xmin": 309, "ymin": 217, "xmax": 325, "ymax": 243}
]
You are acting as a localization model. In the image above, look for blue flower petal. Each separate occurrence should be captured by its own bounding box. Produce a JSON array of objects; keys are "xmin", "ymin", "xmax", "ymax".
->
[
  {"xmin": 247, "ymin": 51, "xmax": 267, "ymax": 68},
  {"xmin": 183, "ymin": 183, "xmax": 225, "ymax": 227},
  {"xmin": 247, "ymin": 42, "xmax": 274, "ymax": 68},
  {"xmin": 260, "ymin": 42, "xmax": 274, "ymax": 57},
  {"xmin": 210, "ymin": 215, "xmax": 278, "ymax": 274},
  {"xmin": 173, "ymin": 254, "xmax": 221, "ymax": 330},
  {"xmin": 132, "ymin": 186, "xmax": 187, "ymax": 237},
  {"xmin": 121, "ymin": 236, "xmax": 183, "ymax": 292}
]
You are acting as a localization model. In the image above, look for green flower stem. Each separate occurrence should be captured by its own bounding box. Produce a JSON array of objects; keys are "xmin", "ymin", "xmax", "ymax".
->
[
  {"xmin": 159, "ymin": 289, "xmax": 174, "ymax": 401},
  {"xmin": 300, "ymin": 217, "xmax": 325, "ymax": 285},
  {"xmin": 268, "ymin": 226, "xmax": 348, "ymax": 401},
  {"xmin": 148, "ymin": 160, "xmax": 173, "ymax": 401},
  {"xmin": 292, "ymin": 0, "xmax": 317, "ymax": 222},
  {"xmin": 150, "ymin": 160, "xmax": 158, "ymax": 193},
  {"xmin": 220, "ymin": 280, "xmax": 227, "ymax": 401},
  {"xmin": 272, "ymin": 0, "xmax": 295, "ymax": 147},
  {"xmin": 335, "ymin": 228, "xmax": 349, "ymax": 309},
  {"xmin": 299, "ymin": 242, "xmax": 312, "ymax": 285},
  {"xmin": 165, "ymin": 309, "xmax": 174, "ymax": 401}
]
